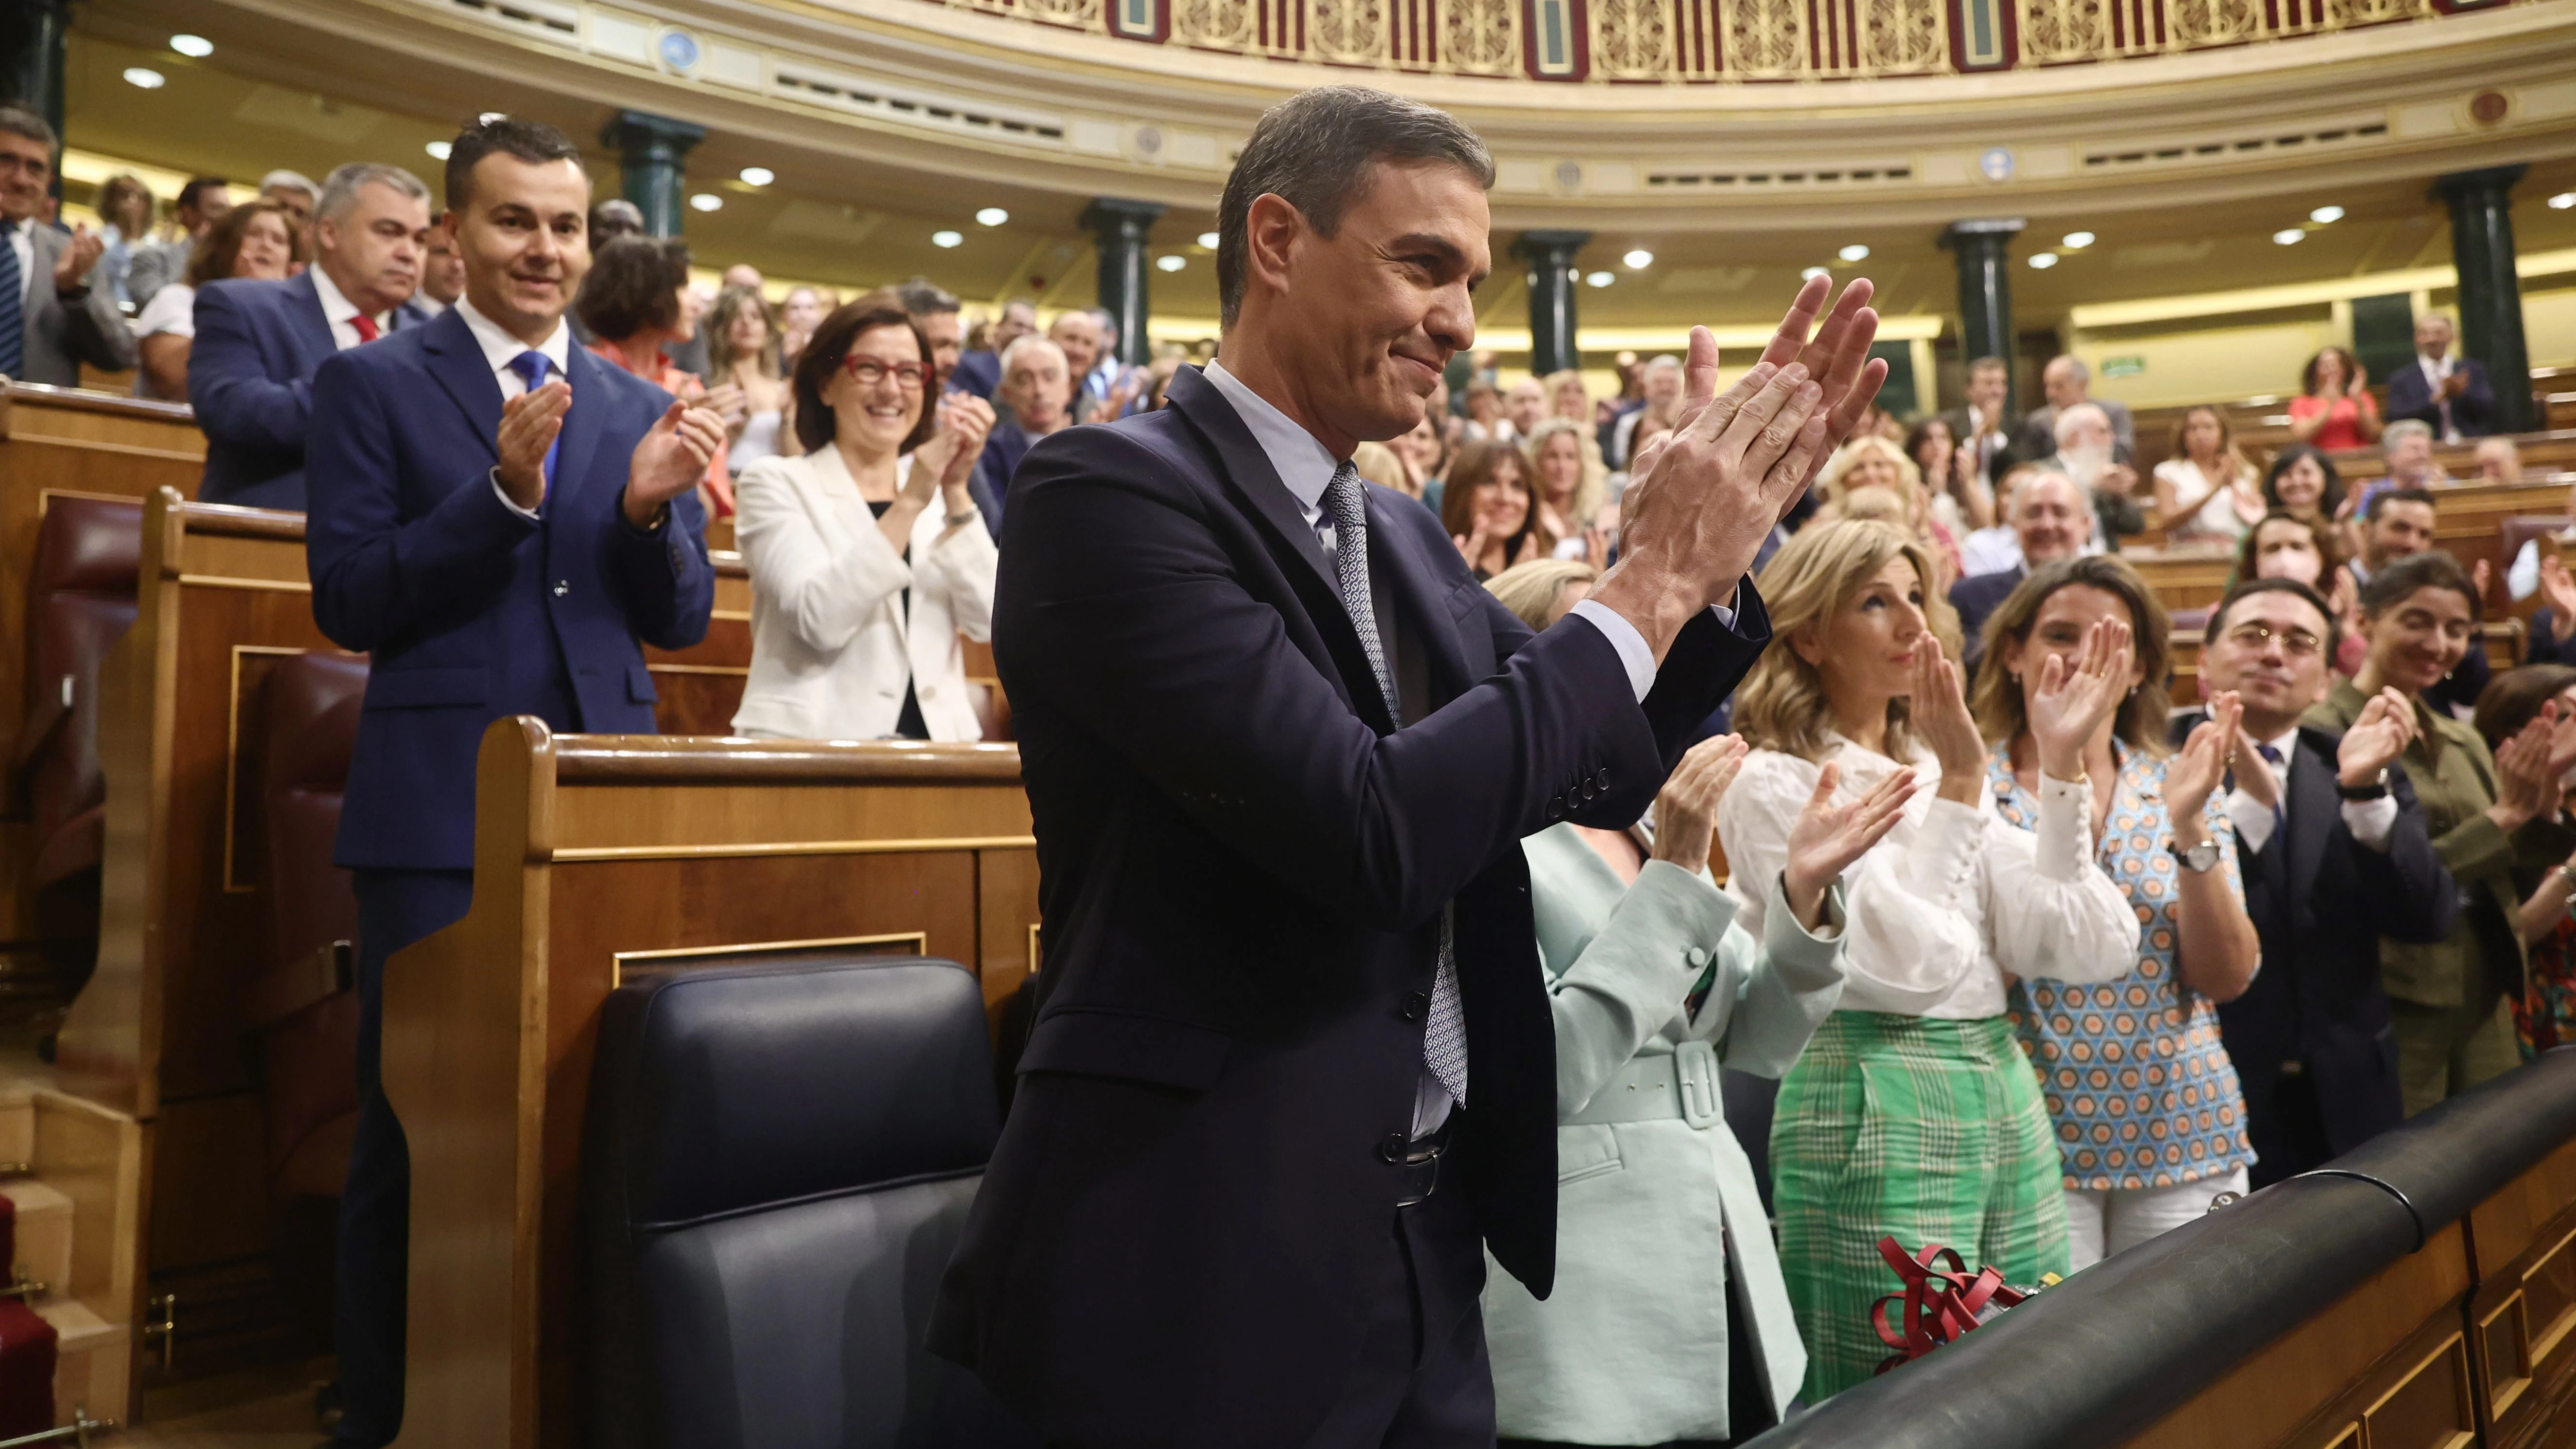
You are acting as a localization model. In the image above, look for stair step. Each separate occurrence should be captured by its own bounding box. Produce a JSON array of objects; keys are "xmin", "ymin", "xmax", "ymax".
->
[
  {"xmin": 35, "ymin": 1298, "xmax": 114, "ymax": 1353},
  {"xmin": 40, "ymin": 1299, "xmax": 130, "ymax": 1433},
  {"xmin": 0, "ymin": 1091, "xmax": 28, "ymax": 1165},
  {"xmin": 0, "ymin": 1179, "xmax": 71, "ymax": 1296}
]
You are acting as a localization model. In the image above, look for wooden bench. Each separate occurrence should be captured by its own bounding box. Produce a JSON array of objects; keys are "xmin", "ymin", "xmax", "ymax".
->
[
  {"xmin": 2121, "ymin": 546, "xmax": 2237, "ymax": 614},
  {"xmin": 382, "ymin": 722, "xmax": 1036, "ymax": 1448}
]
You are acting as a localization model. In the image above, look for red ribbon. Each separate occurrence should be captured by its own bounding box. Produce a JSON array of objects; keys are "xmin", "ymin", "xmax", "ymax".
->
[{"xmin": 1868, "ymin": 1236, "xmax": 2033, "ymax": 1376}]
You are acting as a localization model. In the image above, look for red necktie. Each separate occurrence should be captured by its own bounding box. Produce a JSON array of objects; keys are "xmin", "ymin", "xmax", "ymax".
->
[{"xmin": 350, "ymin": 314, "xmax": 380, "ymax": 345}]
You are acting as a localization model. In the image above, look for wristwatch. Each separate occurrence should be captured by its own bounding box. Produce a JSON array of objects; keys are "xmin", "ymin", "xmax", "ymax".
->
[
  {"xmin": 2169, "ymin": 837, "xmax": 2221, "ymax": 874},
  {"xmin": 2337, "ymin": 767, "xmax": 2390, "ymax": 802}
]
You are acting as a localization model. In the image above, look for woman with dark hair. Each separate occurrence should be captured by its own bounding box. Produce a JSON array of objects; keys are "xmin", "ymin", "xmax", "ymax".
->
[
  {"xmin": 2309, "ymin": 553, "xmax": 2576, "ymax": 1110},
  {"xmin": 706, "ymin": 284, "xmax": 789, "ymax": 476},
  {"xmin": 132, "ymin": 197, "xmax": 303, "ymax": 401},
  {"xmin": 575, "ymin": 235, "xmax": 737, "ymax": 513},
  {"xmin": 2471, "ymin": 665, "xmax": 2576, "ymax": 1053},
  {"xmin": 730, "ymin": 301, "xmax": 997, "ymax": 742},
  {"xmin": 1442, "ymin": 438, "xmax": 1541, "ymax": 581},
  {"xmin": 1972, "ymin": 555, "xmax": 2260, "ymax": 1269},
  {"xmin": 1906, "ymin": 414, "xmax": 1991, "ymax": 532},
  {"xmin": 2289, "ymin": 346, "xmax": 2383, "ymax": 452},
  {"xmin": 2155, "ymin": 405, "xmax": 2264, "ymax": 546},
  {"xmin": 2234, "ymin": 510, "xmax": 2365, "ymax": 675},
  {"xmin": 2263, "ymin": 443, "xmax": 2346, "ymax": 528}
]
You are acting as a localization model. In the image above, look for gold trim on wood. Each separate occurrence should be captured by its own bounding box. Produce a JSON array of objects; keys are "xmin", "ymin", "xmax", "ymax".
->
[
  {"xmin": 644, "ymin": 663, "xmax": 752, "ymax": 676},
  {"xmin": 610, "ymin": 931, "xmax": 930, "ymax": 987},
  {"xmin": 552, "ymin": 834, "xmax": 1038, "ymax": 862},
  {"xmin": 712, "ymin": 609, "xmax": 751, "ymax": 622},
  {"xmin": 1027, "ymin": 922, "xmax": 1042, "ymax": 976},
  {"xmin": 222, "ymin": 645, "xmax": 322, "ymax": 894},
  {"xmin": 179, "ymin": 574, "xmax": 312, "ymax": 595}
]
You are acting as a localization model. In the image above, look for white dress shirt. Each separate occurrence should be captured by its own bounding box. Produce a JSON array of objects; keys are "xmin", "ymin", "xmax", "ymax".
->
[
  {"xmin": 454, "ymin": 295, "xmax": 572, "ymax": 521},
  {"xmin": 309, "ymin": 264, "xmax": 391, "ymax": 352},
  {"xmin": 3, "ymin": 219, "xmax": 32, "ymax": 309},
  {"xmin": 2228, "ymin": 724, "xmax": 2396, "ymax": 858},
  {"xmin": 1718, "ymin": 736, "xmax": 2139, "ymax": 1018}
]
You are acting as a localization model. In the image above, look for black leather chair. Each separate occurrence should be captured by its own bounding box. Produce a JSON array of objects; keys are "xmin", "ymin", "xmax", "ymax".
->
[{"xmin": 583, "ymin": 955, "xmax": 1036, "ymax": 1449}]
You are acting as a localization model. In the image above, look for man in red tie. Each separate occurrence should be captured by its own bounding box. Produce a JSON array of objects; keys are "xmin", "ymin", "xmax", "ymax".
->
[{"xmin": 190, "ymin": 161, "xmax": 433, "ymax": 509}]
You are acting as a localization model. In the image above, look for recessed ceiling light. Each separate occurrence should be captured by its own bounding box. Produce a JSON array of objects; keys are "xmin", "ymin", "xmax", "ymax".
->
[
  {"xmin": 2061, "ymin": 231, "xmax": 2095, "ymax": 248},
  {"xmin": 1800, "ymin": 265, "xmax": 1830, "ymax": 282},
  {"xmin": 1623, "ymin": 248, "xmax": 1654, "ymax": 269},
  {"xmin": 122, "ymin": 67, "xmax": 166, "ymax": 90},
  {"xmin": 2309, "ymin": 206, "xmax": 2344, "ymax": 224},
  {"xmin": 1837, "ymin": 244, "xmax": 1871, "ymax": 262},
  {"xmin": 1585, "ymin": 270, "xmax": 1614, "ymax": 288},
  {"xmin": 932, "ymin": 230, "xmax": 963, "ymax": 248},
  {"xmin": 479, "ymin": 112, "xmax": 507, "ymax": 125},
  {"xmin": 2027, "ymin": 252, "xmax": 2059, "ymax": 269},
  {"xmin": 1197, "ymin": 231, "xmax": 1220, "ymax": 249},
  {"xmin": 687, "ymin": 193, "xmax": 722, "ymax": 212},
  {"xmin": 424, "ymin": 141, "xmax": 452, "ymax": 161},
  {"xmin": 975, "ymin": 207, "xmax": 1008, "ymax": 226},
  {"xmin": 1155, "ymin": 254, "xmax": 1186, "ymax": 272},
  {"xmin": 738, "ymin": 167, "xmax": 775, "ymax": 187},
  {"xmin": 2550, "ymin": 193, "xmax": 2574, "ymax": 210},
  {"xmin": 2273, "ymin": 228, "xmax": 2305, "ymax": 245},
  {"xmin": 169, "ymin": 34, "xmax": 212, "ymax": 57}
]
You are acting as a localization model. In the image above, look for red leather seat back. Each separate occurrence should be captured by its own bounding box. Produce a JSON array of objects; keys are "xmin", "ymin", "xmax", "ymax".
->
[
  {"xmin": 263, "ymin": 651, "xmax": 368, "ymax": 975},
  {"xmin": 17, "ymin": 497, "xmax": 142, "ymax": 886}
]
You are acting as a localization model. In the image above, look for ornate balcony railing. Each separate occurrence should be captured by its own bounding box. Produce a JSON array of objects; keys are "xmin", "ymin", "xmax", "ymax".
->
[{"xmin": 927, "ymin": 0, "xmax": 2495, "ymax": 81}]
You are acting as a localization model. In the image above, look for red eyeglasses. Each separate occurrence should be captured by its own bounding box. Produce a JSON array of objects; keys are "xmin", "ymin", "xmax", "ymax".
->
[{"xmin": 844, "ymin": 356, "xmax": 931, "ymax": 389}]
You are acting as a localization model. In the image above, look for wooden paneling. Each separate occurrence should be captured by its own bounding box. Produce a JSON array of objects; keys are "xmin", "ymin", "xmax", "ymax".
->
[
  {"xmin": 643, "ymin": 550, "xmax": 748, "ymax": 735},
  {"xmin": 142, "ymin": 1092, "xmax": 265, "ymax": 1271},
  {"xmin": 383, "ymin": 722, "xmax": 1035, "ymax": 1449},
  {"xmin": 2470, "ymin": 1138, "xmax": 2576, "ymax": 1449}
]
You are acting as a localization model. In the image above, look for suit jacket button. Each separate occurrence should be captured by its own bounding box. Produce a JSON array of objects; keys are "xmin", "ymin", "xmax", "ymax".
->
[
  {"xmin": 1378, "ymin": 1133, "xmax": 1408, "ymax": 1164},
  {"xmin": 1401, "ymin": 992, "xmax": 1429, "ymax": 1021},
  {"xmin": 1545, "ymin": 797, "xmax": 1565, "ymax": 821},
  {"xmin": 553, "ymin": 580, "xmax": 570, "ymax": 597}
]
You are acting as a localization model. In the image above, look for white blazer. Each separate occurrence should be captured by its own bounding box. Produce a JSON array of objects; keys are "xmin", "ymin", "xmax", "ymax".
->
[{"xmin": 729, "ymin": 447, "xmax": 999, "ymax": 742}]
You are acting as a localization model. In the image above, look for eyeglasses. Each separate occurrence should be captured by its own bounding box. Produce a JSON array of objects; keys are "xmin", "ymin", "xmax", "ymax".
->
[
  {"xmin": 2223, "ymin": 622, "xmax": 2324, "ymax": 659},
  {"xmin": 844, "ymin": 357, "xmax": 930, "ymax": 389}
]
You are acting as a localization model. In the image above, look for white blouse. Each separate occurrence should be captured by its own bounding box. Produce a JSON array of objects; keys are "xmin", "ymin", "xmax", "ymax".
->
[{"xmin": 1716, "ymin": 734, "xmax": 2139, "ymax": 1019}]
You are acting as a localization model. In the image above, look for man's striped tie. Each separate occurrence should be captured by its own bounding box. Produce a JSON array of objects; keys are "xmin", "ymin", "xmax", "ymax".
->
[{"xmin": 0, "ymin": 221, "xmax": 25, "ymax": 380}]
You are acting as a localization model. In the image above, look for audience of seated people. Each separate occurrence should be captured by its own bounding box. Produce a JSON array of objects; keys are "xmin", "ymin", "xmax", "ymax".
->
[
  {"xmin": 1953, "ymin": 465, "xmax": 2091, "ymax": 665},
  {"xmin": 2041, "ymin": 402, "xmax": 2147, "ymax": 550},
  {"xmin": 969, "ymin": 333, "xmax": 1075, "ymax": 532},
  {"xmin": 125, "ymin": 173, "xmax": 230, "ymax": 308},
  {"xmin": 574, "ymin": 234, "xmax": 737, "ymax": 515},
  {"xmin": 705, "ymin": 282, "xmax": 789, "ymax": 481},
  {"xmin": 2290, "ymin": 346, "xmax": 2384, "ymax": 452},
  {"xmin": 1938, "ymin": 354, "xmax": 2017, "ymax": 496},
  {"xmin": 0, "ymin": 107, "xmax": 139, "ymax": 386},
  {"xmin": 2018, "ymin": 353, "xmax": 2136, "ymax": 462},
  {"xmin": 132, "ymin": 196, "xmax": 301, "ymax": 401},
  {"xmin": 2156, "ymin": 404, "xmax": 2266, "ymax": 547}
]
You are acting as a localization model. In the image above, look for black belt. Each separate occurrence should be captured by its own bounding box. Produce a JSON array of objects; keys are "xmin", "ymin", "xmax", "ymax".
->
[{"xmin": 1390, "ymin": 1122, "xmax": 1454, "ymax": 1208}]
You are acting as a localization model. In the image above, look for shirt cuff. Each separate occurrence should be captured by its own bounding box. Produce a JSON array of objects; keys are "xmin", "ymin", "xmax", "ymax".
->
[
  {"xmin": 1569, "ymin": 587, "xmax": 1743, "ymax": 704},
  {"xmin": 2342, "ymin": 795, "xmax": 2399, "ymax": 852},
  {"xmin": 491, "ymin": 469, "xmax": 540, "ymax": 521},
  {"xmin": 2032, "ymin": 771, "xmax": 2093, "ymax": 882}
]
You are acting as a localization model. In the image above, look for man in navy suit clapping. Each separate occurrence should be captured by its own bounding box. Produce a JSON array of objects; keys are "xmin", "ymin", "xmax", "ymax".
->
[{"xmin": 303, "ymin": 115, "xmax": 719, "ymax": 1449}]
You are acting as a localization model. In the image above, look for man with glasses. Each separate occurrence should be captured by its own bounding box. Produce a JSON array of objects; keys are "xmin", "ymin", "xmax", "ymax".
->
[
  {"xmin": 0, "ymin": 106, "xmax": 136, "ymax": 385},
  {"xmin": 2179, "ymin": 579, "xmax": 2455, "ymax": 1186}
]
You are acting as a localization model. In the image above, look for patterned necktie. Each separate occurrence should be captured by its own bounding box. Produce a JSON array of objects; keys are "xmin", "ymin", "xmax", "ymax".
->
[
  {"xmin": 1322, "ymin": 464, "xmax": 1467, "ymax": 1110},
  {"xmin": 2254, "ymin": 740, "xmax": 2286, "ymax": 836},
  {"xmin": 0, "ymin": 221, "xmax": 24, "ymax": 380},
  {"xmin": 350, "ymin": 313, "xmax": 380, "ymax": 344},
  {"xmin": 507, "ymin": 350, "xmax": 561, "ymax": 485}
]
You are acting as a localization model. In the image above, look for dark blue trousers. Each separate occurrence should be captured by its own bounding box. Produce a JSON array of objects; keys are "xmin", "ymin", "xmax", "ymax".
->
[{"xmin": 332, "ymin": 867, "xmax": 474, "ymax": 1449}]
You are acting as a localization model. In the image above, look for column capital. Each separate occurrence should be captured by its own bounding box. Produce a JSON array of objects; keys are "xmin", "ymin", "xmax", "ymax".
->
[
  {"xmin": 601, "ymin": 110, "xmax": 707, "ymax": 155},
  {"xmin": 2433, "ymin": 165, "xmax": 2529, "ymax": 203},
  {"xmin": 1941, "ymin": 218, "xmax": 2026, "ymax": 245},
  {"xmin": 1081, "ymin": 197, "xmax": 1167, "ymax": 237},
  {"xmin": 1511, "ymin": 229, "xmax": 1593, "ymax": 261}
]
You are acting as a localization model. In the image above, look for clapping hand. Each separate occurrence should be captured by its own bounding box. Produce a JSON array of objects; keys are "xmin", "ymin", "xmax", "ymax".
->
[
  {"xmin": 51, "ymin": 226, "xmax": 103, "ymax": 293},
  {"xmin": 2540, "ymin": 556, "xmax": 2576, "ymax": 641},
  {"xmin": 2472, "ymin": 558, "xmax": 2493, "ymax": 603},
  {"xmin": 2027, "ymin": 618, "xmax": 2136, "ymax": 782},
  {"xmin": 2167, "ymin": 691, "xmax": 2242, "ymax": 823},
  {"xmin": 1782, "ymin": 760, "xmax": 1917, "ymax": 930},
  {"xmin": 1907, "ymin": 633, "xmax": 1987, "ymax": 804},
  {"xmin": 1648, "ymin": 734, "xmax": 1750, "ymax": 877},
  {"xmin": 495, "ymin": 380, "xmax": 571, "ymax": 511},
  {"xmin": 2488, "ymin": 701, "xmax": 2575, "ymax": 832},
  {"xmin": 624, "ymin": 399, "xmax": 726, "ymax": 527},
  {"xmin": 2336, "ymin": 686, "xmax": 2418, "ymax": 789},
  {"xmin": 931, "ymin": 393, "xmax": 996, "ymax": 513}
]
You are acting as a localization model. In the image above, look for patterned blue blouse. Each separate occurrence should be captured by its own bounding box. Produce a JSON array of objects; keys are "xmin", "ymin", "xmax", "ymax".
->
[{"xmin": 1988, "ymin": 742, "xmax": 2257, "ymax": 1192}]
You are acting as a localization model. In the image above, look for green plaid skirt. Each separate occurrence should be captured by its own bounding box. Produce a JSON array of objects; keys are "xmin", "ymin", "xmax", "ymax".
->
[{"xmin": 1770, "ymin": 1011, "xmax": 2071, "ymax": 1400}]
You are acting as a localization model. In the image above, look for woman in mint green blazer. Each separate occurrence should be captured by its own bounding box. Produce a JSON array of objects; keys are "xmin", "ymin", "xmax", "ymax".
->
[{"xmin": 1482, "ymin": 719, "xmax": 1916, "ymax": 1447}]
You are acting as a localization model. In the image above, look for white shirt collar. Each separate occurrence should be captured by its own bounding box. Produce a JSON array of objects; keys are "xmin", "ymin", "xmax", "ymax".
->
[
  {"xmin": 2260, "ymin": 724, "xmax": 2300, "ymax": 763},
  {"xmin": 2420, "ymin": 349, "xmax": 2454, "ymax": 378},
  {"xmin": 454, "ymin": 295, "xmax": 571, "ymax": 380},
  {"xmin": 1202, "ymin": 359, "xmax": 1341, "ymax": 518},
  {"xmin": 309, "ymin": 264, "xmax": 373, "ymax": 327}
]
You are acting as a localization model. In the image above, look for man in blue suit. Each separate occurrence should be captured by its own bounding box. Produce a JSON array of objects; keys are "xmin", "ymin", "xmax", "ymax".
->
[
  {"xmin": 190, "ymin": 161, "xmax": 434, "ymax": 510},
  {"xmin": 2383, "ymin": 312, "xmax": 2495, "ymax": 442},
  {"xmin": 929, "ymin": 86, "xmax": 1885, "ymax": 1448},
  {"xmin": 303, "ymin": 116, "xmax": 720, "ymax": 1449}
]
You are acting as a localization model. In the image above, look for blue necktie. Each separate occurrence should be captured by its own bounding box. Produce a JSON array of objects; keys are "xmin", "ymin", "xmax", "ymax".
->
[
  {"xmin": 0, "ymin": 221, "xmax": 24, "ymax": 380},
  {"xmin": 2254, "ymin": 741, "xmax": 2286, "ymax": 837},
  {"xmin": 507, "ymin": 350, "xmax": 560, "ymax": 485}
]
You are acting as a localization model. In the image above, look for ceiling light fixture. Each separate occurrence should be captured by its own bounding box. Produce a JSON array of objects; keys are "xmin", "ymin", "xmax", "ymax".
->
[
  {"xmin": 932, "ymin": 230, "xmax": 963, "ymax": 248},
  {"xmin": 170, "ymin": 34, "xmax": 213, "ymax": 57},
  {"xmin": 424, "ymin": 141, "xmax": 452, "ymax": 161},
  {"xmin": 2027, "ymin": 252, "xmax": 2059, "ymax": 269},
  {"xmin": 1156, "ymin": 254, "xmax": 1186, "ymax": 272},
  {"xmin": 739, "ymin": 167, "xmax": 775, "ymax": 187},
  {"xmin": 1800, "ymin": 265, "xmax": 1830, "ymax": 282},
  {"xmin": 1197, "ymin": 231, "xmax": 1220, "ymax": 249},
  {"xmin": 1623, "ymin": 248, "xmax": 1654, "ymax": 269},
  {"xmin": 2061, "ymin": 231, "xmax": 2095, "ymax": 248},
  {"xmin": 122, "ymin": 67, "xmax": 166, "ymax": 89},
  {"xmin": 479, "ymin": 112, "xmax": 507, "ymax": 125},
  {"xmin": 688, "ymin": 193, "xmax": 723, "ymax": 213},
  {"xmin": 2309, "ymin": 205, "xmax": 2345, "ymax": 224},
  {"xmin": 2273, "ymin": 228, "xmax": 2306, "ymax": 245},
  {"xmin": 1837, "ymin": 244, "xmax": 1870, "ymax": 262},
  {"xmin": 2550, "ymin": 193, "xmax": 2575, "ymax": 210},
  {"xmin": 975, "ymin": 207, "xmax": 1008, "ymax": 226},
  {"xmin": 1585, "ymin": 270, "xmax": 1614, "ymax": 288}
]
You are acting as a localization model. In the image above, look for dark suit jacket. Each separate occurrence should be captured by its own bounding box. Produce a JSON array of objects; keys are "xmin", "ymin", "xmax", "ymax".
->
[
  {"xmin": 947, "ymin": 347, "xmax": 1001, "ymax": 401},
  {"xmin": 2175, "ymin": 715, "xmax": 2456, "ymax": 1184},
  {"xmin": 2384, "ymin": 355, "xmax": 2495, "ymax": 438},
  {"xmin": 304, "ymin": 305, "xmax": 713, "ymax": 871},
  {"xmin": 928, "ymin": 365, "xmax": 1761, "ymax": 1448},
  {"xmin": 191, "ymin": 272, "xmax": 430, "ymax": 510},
  {"xmin": 10, "ymin": 222, "xmax": 136, "ymax": 385},
  {"xmin": 1948, "ymin": 563, "xmax": 2025, "ymax": 671}
]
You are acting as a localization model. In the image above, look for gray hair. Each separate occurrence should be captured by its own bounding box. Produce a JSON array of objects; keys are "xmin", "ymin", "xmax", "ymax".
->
[
  {"xmin": 1216, "ymin": 86, "xmax": 1493, "ymax": 328},
  {"xmin": 2053, "ymin": 401, "xmax": 2109, "ymax": 445},
  {"xmin": 2048, "ymin": 354, "xmax": 2091, "ymax": 383},
  {"xmin": 317, "ymin": 163, "xmax": 430, "ymax": 223},
  {"xmin": 894, "ymin": 276, "xmax": 960, "ymax": 318},
  {"xmin": 1644, "ymin": 354, "xmax": 1683, "ymax": 377},
  {"xmin": 2384, "ymin": 418, "xmax": 2434, "ymax": 451},
  {"xmin": 999, "ymin": 334, "xmax": 1068, "ymax": 378},
  {"xmin": 0, "ymin": 106, "xmax": 54, "ymax": 151},
  {"xmin": 259, "ymin": 169, "xmax": 320, "ymax": 202}
]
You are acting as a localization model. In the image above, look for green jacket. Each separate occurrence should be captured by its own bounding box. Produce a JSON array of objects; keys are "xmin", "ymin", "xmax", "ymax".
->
[{"xmin": 2306, "ymin": 679, "xmax": 2524, "ymax": 1006}]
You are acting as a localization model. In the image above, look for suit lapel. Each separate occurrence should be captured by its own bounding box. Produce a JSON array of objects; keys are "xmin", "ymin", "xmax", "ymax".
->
[
  {"xmin": 1166, "ymin": 368, "xmax": 1336, "ymax": 601},
  {"xmin": 2287, "ymin": 731, "xmax": 2336, "ymax": 907},
  {"xmin": 1367, "ymin": 489, "xmax": 1474, "ymax": 703},
  {"xmin": 420, "ymin": 306, "xmax": 506, "ymax": 465},
  {"xmin": 284, "ymin": 271, "xmax": 338, "ymax": 366},
  {"xmin": 549, "ymin": 345, "xmax": 612, "ymax": 508}
]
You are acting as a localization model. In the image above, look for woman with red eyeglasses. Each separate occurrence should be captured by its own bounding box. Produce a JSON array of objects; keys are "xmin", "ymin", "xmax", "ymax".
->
[
  {"xmin": 730, "ymin": 300, "xmax": 999, "ymax": 742},
  {"xmin": 574, "ymin": 235, "xmax": 741, "ymax": 515}
]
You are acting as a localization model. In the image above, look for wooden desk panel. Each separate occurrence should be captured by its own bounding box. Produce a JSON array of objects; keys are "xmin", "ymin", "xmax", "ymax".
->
[{"xmin": 642, "ymin": 550, "xmax": 748, "ymax": 735}]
